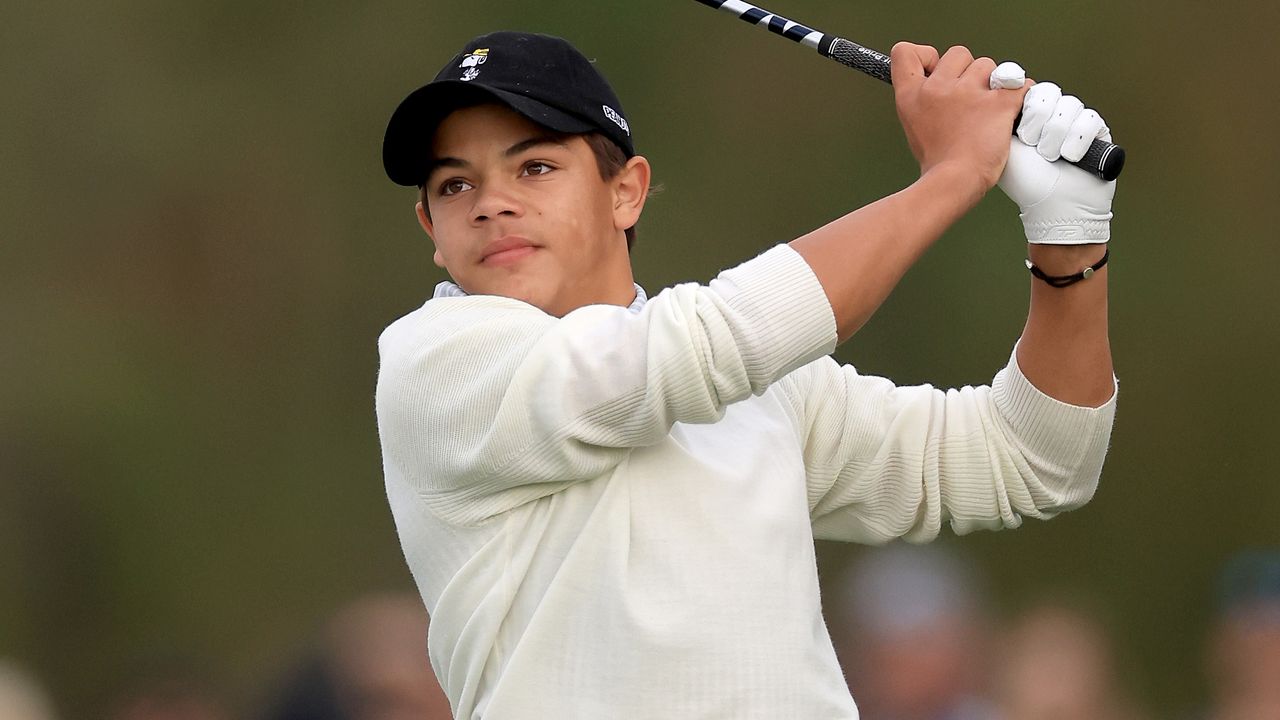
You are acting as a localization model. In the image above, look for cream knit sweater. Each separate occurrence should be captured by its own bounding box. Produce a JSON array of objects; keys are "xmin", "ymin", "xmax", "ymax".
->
[{"xmin": 375, "ymin": 245, "xmax": 1116, "ymax": 719}]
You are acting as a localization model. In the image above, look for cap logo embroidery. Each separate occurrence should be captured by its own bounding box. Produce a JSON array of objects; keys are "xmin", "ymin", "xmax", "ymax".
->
[
  {"xmin": 459, "ymin": 48, "xmax": 489, "ymax": 81},
  {"xmin": 602, "ymin": 105, "xmax": 630, "ymax": 136}
]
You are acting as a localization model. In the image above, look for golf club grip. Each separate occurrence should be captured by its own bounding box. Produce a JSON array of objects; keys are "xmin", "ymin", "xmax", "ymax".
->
[
  {"xmin": 821, "ymin": 36, "xmax": 892, "ymax": 83},
  {"xmin": 822, "ymin": 37, "xmax": 1125, "ymax": 181}
]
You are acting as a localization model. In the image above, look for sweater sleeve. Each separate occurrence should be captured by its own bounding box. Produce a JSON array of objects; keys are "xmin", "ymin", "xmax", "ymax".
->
[
  {"xmin": 375, "ymin": 245, "xmax": 837, "ymax": 526},
  {"xmin": 776, "ymin": 347, "xmax": 1116, "ymax": 544}
]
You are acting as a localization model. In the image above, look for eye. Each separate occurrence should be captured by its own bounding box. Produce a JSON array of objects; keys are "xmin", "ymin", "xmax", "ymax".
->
[
  {"xmin": 522, "ymin": 161, "xmax": 555, "ymax": 177},
  {"xmin": 439, "ymin": 178, "xmax": 473, "ymax": 196}
]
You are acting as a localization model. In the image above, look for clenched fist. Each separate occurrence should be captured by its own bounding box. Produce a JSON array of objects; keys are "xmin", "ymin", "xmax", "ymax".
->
[{"xmin": 891, "ymin": 42, "xmax": 1029, "ymax": 193}]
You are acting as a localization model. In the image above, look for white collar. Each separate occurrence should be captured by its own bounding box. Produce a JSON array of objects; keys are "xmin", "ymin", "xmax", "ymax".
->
[{"xmin": 432, "ymin": 281, "xmax": 649, "ymax": 314}]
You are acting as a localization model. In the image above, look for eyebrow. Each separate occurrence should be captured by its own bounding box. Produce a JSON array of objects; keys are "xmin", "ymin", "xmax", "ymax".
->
[{"xmin": 424, "ymin": 135, "xmax": 571, "ymax": 184}]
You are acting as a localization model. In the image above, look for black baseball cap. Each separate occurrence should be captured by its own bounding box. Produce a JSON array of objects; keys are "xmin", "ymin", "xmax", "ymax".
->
[{"xmin": 383, "ymin": 31, "xmax": 635, "ymax": 187}]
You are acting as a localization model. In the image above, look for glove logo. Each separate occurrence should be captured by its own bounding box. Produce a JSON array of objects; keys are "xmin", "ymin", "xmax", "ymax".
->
[
  {"xmin": 1048, "ymin": 225, "xmax": 1084, "ymax": 240},
  {"xmin": 459, "ymin": 49, "xmax": 489, "ymax": 81}
]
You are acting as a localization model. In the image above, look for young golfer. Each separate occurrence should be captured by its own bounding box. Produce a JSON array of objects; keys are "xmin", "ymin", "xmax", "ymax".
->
[{"xmin": 376, "ymin": 30, "xmax": 1117, "ymax": 719}]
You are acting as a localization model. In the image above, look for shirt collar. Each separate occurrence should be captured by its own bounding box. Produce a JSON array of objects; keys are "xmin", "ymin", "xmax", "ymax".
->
[{"xmin": 432, "ymin": 281, "xmax": 649, "ymax": 314}]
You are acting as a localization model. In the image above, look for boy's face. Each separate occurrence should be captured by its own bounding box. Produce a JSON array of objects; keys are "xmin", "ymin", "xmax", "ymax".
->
[{"xmin": 417, "ymin": 103, "xmax": 647, "ymax": 317}]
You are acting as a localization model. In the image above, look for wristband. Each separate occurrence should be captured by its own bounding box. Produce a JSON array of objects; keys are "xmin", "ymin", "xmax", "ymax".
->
[{"xmin": 1025, "ymin": 248, "xmax": 1109, "ymax": 288}]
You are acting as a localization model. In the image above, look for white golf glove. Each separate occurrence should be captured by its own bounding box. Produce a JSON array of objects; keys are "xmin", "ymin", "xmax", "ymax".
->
[{"xmin": 989, "ymin": 64, "xmax": 1117, "ymax": 244}]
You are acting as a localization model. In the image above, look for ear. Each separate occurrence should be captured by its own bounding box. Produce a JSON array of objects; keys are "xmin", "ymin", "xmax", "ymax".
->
[
  {"xmin": 611, "ymin": 155, "xmax": 651, "ymax": 235},
  {"xmin": 416, "ymin": 200, "xmax": 446, "ymax": 268}
]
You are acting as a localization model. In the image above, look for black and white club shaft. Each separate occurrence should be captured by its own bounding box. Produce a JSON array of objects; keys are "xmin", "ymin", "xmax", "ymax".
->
[{"xmin": 692, "ymin": 0, "xmax": 1125, "ymax": 181}]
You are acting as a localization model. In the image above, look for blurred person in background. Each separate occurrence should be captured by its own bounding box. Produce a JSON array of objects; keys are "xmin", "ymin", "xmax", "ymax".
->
[
  {"xmin": 0, "ymin": 660, "xmax": 57, "ymax": 720},
  {"xmin": 828, "ymin": 544, "xmax": 997, "ymax": 720},
  {"xmin": 993, "ymin": 598, "xmax": 1147, "ymax": 720},
  {"xmin": 265, "ymin": 593, "xmax": 451, "ymax": 720},
  {"xmin": 1202, "ymin": 550, "xmax": 1280, "ymax": 720},
  {"xmin": 106, "ymin": 656, "xmax": 234, "ymax": 720}
]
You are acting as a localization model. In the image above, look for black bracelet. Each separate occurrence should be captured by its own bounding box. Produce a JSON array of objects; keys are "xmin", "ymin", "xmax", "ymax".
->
[{"xmin": 1025, "ymin": 248, "xmax": 1109, "ymax": 288}]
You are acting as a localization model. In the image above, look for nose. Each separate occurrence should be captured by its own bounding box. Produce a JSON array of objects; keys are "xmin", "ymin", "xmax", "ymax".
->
[{"xmin": 470, "ymin": 179, "xmax": 522, "ymax": 225}]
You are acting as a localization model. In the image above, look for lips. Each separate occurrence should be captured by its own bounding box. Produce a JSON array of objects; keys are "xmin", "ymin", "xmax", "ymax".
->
[{"xmin": 480, "ymin": 236, "xmax": 539, "ymax": 266}]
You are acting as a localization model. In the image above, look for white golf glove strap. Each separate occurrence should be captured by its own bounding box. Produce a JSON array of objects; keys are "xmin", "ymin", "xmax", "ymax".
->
[{"xmin": 988, "ymin": 67, "xmax": 1117, "ymax": 245}]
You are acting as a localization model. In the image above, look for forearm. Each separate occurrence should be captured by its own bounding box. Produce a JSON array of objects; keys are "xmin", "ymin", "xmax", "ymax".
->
[
  {"xmin": 1016, "ymin": 243, "xmax": 1114, "ymax": 407},
  {"xmin": 790, "ymin": 163, "xmax": 984, "ymax": 342}
]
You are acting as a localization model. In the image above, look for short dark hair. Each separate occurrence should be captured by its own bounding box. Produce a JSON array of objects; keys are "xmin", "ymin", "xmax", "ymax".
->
[
  {"xmin": 419, "ymin": 131, "xmax": 638, "ymax": 251},
  {"xmin": 581, "ymin": 133, "xmax": 637, "ymax": 251}
]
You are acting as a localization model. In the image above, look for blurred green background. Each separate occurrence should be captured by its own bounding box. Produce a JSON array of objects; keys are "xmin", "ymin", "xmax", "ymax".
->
[{"xmin": 3, "ymin": 0, "xmax": 1277, "ymax": 716}]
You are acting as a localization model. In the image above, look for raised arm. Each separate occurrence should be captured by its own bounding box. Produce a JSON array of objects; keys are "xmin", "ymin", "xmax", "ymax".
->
[
  {"xmin": 777, "ymin": 48, "xmax": 1120, "ymax": 541},
  {"xmin": 375, "ymin": 247, "xmax": 837, "ymax": 526},
  {"xmin": 790, "ymin": 43, "xmax": 1026, "ymax": 342},
  {"xmin": 791, "ymin": 44, "xmax": 1115, "ymax": 409},
  {"xmin": 1001, "ymin": 79, "xmax": 1117, "ymax": 408}
]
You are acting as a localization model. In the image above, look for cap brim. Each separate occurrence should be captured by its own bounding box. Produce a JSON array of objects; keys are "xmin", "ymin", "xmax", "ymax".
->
[{"xmin": 383, "ymin": 80, "xmax": 597, "ymax": 187}]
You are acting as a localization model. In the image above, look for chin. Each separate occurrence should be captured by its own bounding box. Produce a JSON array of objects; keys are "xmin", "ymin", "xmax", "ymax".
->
[{"xmin": 464, "ymin": 275, "xmax": 556, "ymax": 313}]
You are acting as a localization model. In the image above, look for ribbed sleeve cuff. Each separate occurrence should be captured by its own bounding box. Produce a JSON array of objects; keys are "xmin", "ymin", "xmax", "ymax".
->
[
  {"xmin": 711, "ymin": 244, "xmax": 839, "ymax": 382},
  {"xmin": 991, "ymin": 345, "xmax": 1117, "ymax": 465}
]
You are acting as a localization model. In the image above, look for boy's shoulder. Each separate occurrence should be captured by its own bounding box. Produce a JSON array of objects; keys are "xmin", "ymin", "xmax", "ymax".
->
[{"xmin": 378, "ymin": 292, "xmax": 550, "ymax": 363}]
